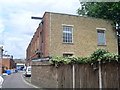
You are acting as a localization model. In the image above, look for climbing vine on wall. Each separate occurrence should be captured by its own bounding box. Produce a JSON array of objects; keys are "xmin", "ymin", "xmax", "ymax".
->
[{"xmin": 49, "ymin": 49, "xmax": 120, "ymax": 67}]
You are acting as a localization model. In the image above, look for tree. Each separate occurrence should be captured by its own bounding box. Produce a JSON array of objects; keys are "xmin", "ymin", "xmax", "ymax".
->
[
  {"xmin": 77, "ymin": 2, "xmax": 120, "ymax": 54},
  {"xmin": 77, "ymin": 2, "xmax": 120, "ymax": 29}
]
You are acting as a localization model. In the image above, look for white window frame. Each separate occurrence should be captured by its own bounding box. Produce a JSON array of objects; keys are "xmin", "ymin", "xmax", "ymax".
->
[{"xmin": 62, "ymin": 25, "xmax": 73, "ymax": 43}]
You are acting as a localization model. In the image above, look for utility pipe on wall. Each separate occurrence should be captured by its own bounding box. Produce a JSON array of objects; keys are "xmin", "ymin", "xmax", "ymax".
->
[{"xmin": 99, "ymin": 61, "xmax": 102, "ymax": 89}]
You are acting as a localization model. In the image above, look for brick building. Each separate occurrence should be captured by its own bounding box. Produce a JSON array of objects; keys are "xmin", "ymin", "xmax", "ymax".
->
[
  {"xmin": 2, "ymin": 56, "xmax": 16, "ymax": 71},
  {"xmin": 26, "ymin": 12, "xmax": 118, "ymax": 66}
]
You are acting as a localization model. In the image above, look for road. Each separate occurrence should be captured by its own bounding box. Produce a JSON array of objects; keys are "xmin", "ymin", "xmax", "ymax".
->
[{"xmin": 2, "ymin": 71, "xmax": 34, "ymax": 88}]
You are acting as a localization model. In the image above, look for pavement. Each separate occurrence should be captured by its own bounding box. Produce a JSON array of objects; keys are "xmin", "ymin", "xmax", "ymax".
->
[
  {"xmin": 21, "ymin": 71, "xmax": 40, "ymax": 88},
  {"xmin": 22, "ymin": 74, "xmax": 31, "ymax": 83},
  {"xmin": 22, "ymin": 73, "xmax": 45, "ymax": 90}
]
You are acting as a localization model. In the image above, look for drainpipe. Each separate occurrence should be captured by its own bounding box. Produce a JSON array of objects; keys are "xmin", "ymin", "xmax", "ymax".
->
[
  {"xmin": 41, "ymin": 21, "xmax": 44, "ymax": 57},
  {"xmin": 49, "ymin": 13, "xmax": 52, "ymax": 47}
]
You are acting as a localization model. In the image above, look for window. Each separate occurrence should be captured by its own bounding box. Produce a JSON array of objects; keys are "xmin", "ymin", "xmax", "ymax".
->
[
  {"xmin": 63, "ymin": 53, "xmax": 73, "ymax": 57},
  {"xmin": 63, "ymin": 26, "xmax": 73, "ymax": 43},
  {"xmin": 97, "ymin": 30, "xmax": 106, "ymax": 45}
]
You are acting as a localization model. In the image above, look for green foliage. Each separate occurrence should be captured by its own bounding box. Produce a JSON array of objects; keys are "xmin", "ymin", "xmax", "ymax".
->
[
  {"xmin": 76, "ymin": 57, "xmax": 91, "ymax": 64},
  {"xmin": 49, "ymin": 49, "xmax": 119, "ymax": 67},
  {"xmin": 102, "ymin": 53, "xmax": 119, "ymax": 63},
  {"xmin": 77, "ymin": 2, "xmax": 120, "ymax": 28},
  {"xmin": 49, "ymin": 56, "xmax": 73, "ymax": 67},
  {"xmin": 90, "ymin": 49, "xmax": 119, "ymax": 63},
  {"xmin": 90, "ymin": 49, "xmax": 109, "ymax": 63}
]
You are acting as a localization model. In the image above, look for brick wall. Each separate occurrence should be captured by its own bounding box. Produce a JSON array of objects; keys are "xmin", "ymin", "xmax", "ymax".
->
[
  {"xmin": 31, "ymin": 60, "xmax": 58, "ymax": 88},
  {"xmin": 31, "ymin": 60, "xmax": 120, "ymax": 88},
  {"xmin": 48, "ymin": 12, "xmax": 118, "ymax": 57},
  {"xmin": 26, "ymin": 22, "xmax": 43, "ymax": 65},
  {"xmin": 2, "ymin": 58, "xmax": 15, "ymax": 69},
  {"xmin": 26, "ymin": 12, "xmax": 118, "ymax": 65},
  {"xmin": 26, "ymin": 13, "xmax": 50, "ymax": 65}
]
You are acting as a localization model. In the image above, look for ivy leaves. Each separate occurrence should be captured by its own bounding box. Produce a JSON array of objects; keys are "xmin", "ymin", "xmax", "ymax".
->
[
  {"xmin": 49, "ymin": 56, "xmax": 72, "ymax": 67},
  {"xmin": 49, "ymin": 49, "xmax": 119, "ymax": 67},
  {"xmin": 90, "ymin": 49, "xmax": 119, "ymax": 63}
]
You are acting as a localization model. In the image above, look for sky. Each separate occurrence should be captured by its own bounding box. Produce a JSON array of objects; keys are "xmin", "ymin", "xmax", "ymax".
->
[{"xmin": 0, "ymin": 0, "xmax": 80, "ymax": 59}]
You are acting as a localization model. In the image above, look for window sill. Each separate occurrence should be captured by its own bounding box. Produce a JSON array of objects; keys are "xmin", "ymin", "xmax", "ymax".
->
[
  {"xmin": 98, "ymin": 44, "xmax": 107, "ymax": 46},
  {"xmin": 62, "ymin": 42, "xmax": 74, "ymax": 45}
]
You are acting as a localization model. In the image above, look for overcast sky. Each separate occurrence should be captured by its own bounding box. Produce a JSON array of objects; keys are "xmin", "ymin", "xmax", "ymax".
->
[{"xmin": 0, "ymin": 0, "xmax": 80, "ymax": 59}]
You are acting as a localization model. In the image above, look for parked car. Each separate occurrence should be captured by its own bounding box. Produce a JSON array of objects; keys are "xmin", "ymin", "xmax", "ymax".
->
[{"xmin": 24, "ymin": 66, "xmax": 31, "ymax": 77}]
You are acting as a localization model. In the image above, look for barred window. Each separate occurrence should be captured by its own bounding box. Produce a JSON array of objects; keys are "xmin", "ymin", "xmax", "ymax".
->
[
  {"xmin": 97, "ymin": 30, "xmax": 106, "ymax": 45},
  {"xmin": 63, "ymin": 26, "xmax": 73, "ymax": 43}
]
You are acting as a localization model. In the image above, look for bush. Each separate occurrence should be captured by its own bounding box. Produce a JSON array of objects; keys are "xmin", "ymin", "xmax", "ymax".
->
[{"xmin": 49, "ymin": 49, "xmax": 119, "ymax": 67}]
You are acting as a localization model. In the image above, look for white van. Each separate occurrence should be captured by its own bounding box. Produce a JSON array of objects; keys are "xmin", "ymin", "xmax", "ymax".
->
[{"xmin": 25, "ymin": 66, "xmax": 31, "ymax": 77}]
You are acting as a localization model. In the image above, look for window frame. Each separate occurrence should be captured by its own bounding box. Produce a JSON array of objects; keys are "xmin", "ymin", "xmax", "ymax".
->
[
  {"xmin": 97, "ymin": 29, "xmax": 106, "ymax": 46},
  {"xmin": 62, "ymin": 25, "xmax": 73, "ymax": 44}
]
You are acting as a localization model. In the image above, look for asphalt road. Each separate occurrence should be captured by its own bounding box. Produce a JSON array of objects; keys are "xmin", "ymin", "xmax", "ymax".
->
[{"xmin": 2, "ymin": 71, "xmax": 34, "ymax": 88}]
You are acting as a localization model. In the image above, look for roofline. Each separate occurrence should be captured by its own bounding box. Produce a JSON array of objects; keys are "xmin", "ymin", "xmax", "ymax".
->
[
  {"xmin": 44, "ymin": 11, "xmax": 113, "ymax": 22},
  {"xmin": 45, "ymin": 11, "xmax": 81, "ymax": 17}
]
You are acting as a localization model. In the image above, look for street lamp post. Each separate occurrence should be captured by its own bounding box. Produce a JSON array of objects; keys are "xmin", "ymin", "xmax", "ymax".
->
[{"xmin": 0, "ymin": 46, "xmax": 3, "ymax": 75}]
